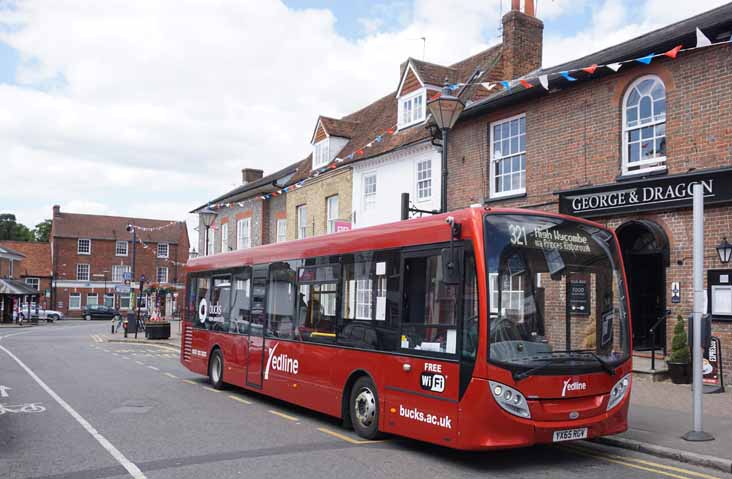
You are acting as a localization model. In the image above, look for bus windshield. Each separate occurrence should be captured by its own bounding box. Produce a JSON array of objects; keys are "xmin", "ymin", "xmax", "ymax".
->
[{"xmin": 485, "ymin": 214, "xmax": 630, "ymax": 376}]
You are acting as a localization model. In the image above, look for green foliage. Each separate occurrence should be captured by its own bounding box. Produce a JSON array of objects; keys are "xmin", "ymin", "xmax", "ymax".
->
[
  {"xmin": 0, "ymin": 214, "xmax": 33, "ymax": 241},
  {"xmin": 33, "ymin": 219, "xmax": 52, "ymax": 242},
  {"xmin": 668, "ymin": 315, "xmax": 690, "ymax": 363}
]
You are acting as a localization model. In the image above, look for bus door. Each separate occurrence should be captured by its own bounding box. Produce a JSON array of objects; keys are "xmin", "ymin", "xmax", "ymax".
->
[
  {"xmin": 382, "ymin": 247, "xmax": 461, "ymax": 446},
  {"xmin": 246, "ymin": 264, "xmax": 268, "ymax": 388}
]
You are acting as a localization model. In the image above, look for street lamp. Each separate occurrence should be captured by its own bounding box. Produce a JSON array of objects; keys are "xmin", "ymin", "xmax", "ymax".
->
[
  {"xmin": 716, "ymin": 237, "xmax": 732, "ymax": 264},
  {"xmin": 427, "ymin": 80, "xmax": 465, "ymax": 213},
  {"xmin": 199, "ymin": 206, "xmax": 217, "ymax": 256}
]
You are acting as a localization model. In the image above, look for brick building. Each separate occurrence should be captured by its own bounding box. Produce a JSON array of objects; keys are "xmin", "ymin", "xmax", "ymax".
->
[
  {"xmin": 50, "ymin": 205, "xmax": 189, "ymax": 318},
  {"xmin": 446, "ymin": 3, "xmax": 732, "ymax": 379},
  {"xmin": 0, "ymin": 240, "xmax": 53, "ymax": 306}
]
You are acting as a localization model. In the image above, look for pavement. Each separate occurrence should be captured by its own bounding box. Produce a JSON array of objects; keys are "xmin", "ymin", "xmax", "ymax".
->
[
  {"xmin": 594, "ymin": 375, "xmax": 732, "ymax": 473},
  {"xmin": 2, "ymin": 321, "xmax": 729, "ymax": 479},
  {"xmin": 105, "ymin": 318, "xmax": 182, "ymax": 350}
]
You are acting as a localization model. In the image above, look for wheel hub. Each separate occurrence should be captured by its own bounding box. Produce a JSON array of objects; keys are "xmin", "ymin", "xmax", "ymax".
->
[
  {"xmin": 212, "ymin": 357, "xmax": 221, "ymax": 383},
  {"xmin": 354, "ymin": 387, "xmax": 375, "ymax": 427}
]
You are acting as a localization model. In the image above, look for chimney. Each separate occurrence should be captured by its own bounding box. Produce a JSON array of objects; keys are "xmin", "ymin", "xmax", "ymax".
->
[
  {"xmin": 52, "ymin": 205, "xmax": 61, "ymax": 217},
  {"xmin": 241, "ymin": 168, "xmax": 264, "ymax": 185},
  {"xmin": 502, "ymin": 0, "xmax": 543, "ymax": 80}
]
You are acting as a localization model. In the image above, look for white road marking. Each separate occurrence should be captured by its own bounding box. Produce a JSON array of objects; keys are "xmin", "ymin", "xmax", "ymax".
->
[
  {"xmin": 0, "ymin": 385, "xmax": 11, "ymax": 398},
  {"xmin": 147, "ymin": 366, "xmax": 160, "ymax": 371},
  {"xmin": 0, "ymin": 344, "xmax": 147, "ymax": 479}
]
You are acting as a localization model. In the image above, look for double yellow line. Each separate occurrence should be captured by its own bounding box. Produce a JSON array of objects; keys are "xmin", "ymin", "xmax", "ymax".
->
[{"xmin": 562, "ymin": 443, "xmax": 721, "ymax": 479}]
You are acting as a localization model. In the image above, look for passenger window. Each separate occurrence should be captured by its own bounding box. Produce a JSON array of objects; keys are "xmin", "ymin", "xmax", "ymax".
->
[
  {"xmin": 267, "ymin": 261, "xmax": 298, "ymax": 339},
  {"xmin": 338, "ymin": 251, "xmax": 400, "ymax": 351},
  {"xmin": 401, "ymin": 253, "xmax": 458, "ymax": 355},
  {"xmin": 297, "ymin": 264, "xmax": 338, "ymax": 343},
  {"xmin": 462, "ymin": 251, "xmax": 479, "ymax": 361},
  {"xmin": 192, "ymin": 277, "xmax": 209, "ymax": 329},
  {"xmin": 230, "ymin": 269, "xmax": 251, "ymax": 335},
  {"xmin": 209, "ymin": 277, "xmax": 232, "ymax": 332}
]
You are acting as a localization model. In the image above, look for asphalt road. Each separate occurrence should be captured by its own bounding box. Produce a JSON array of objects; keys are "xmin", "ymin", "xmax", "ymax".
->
[{"xmin": 0, "ymin": 321, "xmax": 729, "ymax": 479}]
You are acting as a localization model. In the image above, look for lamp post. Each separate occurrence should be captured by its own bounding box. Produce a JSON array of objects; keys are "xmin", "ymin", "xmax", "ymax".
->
[
  {"xmin": 427, "ymin": 81, "xmax": 465, "ymax": 213},
  {"xmin": 199, "ymin": 207, "xmax": 217, "ymax": 256},
  {"xmin": 716, "ymin": 237, "xmax": 732, "ymax": 264}
]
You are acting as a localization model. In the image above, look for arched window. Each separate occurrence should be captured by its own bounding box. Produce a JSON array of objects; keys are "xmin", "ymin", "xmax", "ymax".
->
[{"xmin": 622, "ymin": 75, "xmax": 666, "ymax": 175}]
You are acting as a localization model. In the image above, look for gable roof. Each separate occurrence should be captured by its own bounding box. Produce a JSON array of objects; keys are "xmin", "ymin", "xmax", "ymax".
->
[
  {"xmin": 0, "ymin": 241, "xmax": 51, "ymax": 277},
  {"xmin": 52, "ymin": 212, "xmax": 188, "ymax": 245},
  {"xmin": 462, "ymin": 3, "xmax": 732, "ymax": 118}
]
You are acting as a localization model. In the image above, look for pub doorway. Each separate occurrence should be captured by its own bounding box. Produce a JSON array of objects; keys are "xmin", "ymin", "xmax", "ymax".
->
[{"xmin": 616, "ymin": 220, "xmax": 669, "ymax": 351}]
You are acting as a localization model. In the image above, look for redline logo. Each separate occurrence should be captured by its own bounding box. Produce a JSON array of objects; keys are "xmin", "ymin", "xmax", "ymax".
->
[
  {"xmin": 562, "ymin": 378, "xmax": 587, "ymax": 397},
  {"xmin": 398, "ymin": 405, "xmax": 452, "ymax": 429},
  {"xmin": 264, "ymin": 343, "xmax": 299, "ymax": 380}
]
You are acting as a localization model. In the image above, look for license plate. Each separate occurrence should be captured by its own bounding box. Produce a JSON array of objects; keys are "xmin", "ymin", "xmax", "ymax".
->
[{"xmin": 552, "ymin": 428, "xmax": 588, "ymax": 442}]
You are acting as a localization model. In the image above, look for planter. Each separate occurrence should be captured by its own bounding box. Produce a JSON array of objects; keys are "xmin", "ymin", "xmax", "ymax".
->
[
  {"xmin": 668, "ymin": 361, "xmax": 691, "ymax": 384},
  {"xmin": 145, "ymin": 321, "xmax": 171, "ymax": 340}
]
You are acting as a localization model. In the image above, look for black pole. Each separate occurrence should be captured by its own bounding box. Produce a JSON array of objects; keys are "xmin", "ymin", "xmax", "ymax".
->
[
  {"xmin": 441, "ymin": 127, "xmax": 449, "ymax": 213},
  {"xmin": 400, "ymin": 193, "xmax": 410, "ymax": 221},
  {"xmin": 204, "ymin": 226, "xmax": 210, "ymax": 256},
  {"xmin": 131, "ymin": 228, "xmax": 137, "ymax": 281}
]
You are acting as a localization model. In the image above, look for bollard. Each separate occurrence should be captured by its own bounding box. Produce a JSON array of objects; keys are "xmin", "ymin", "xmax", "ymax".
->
[{"xmin": 123, "ymin": 318, "xmax": 128, "ymax": 338}]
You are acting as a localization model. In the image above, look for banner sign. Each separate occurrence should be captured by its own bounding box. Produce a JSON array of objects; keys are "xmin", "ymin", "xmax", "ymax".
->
[
  {"xmin": 558, "ymin": 168, "xmax": 732, "ymax": 218},
  {"xmin": 703, "ymin": 336, "xmax": 724, "ymax": 393}
]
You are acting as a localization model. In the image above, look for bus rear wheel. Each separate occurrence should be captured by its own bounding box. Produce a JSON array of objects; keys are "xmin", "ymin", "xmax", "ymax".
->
[
  {"xmin": 208, "ymin": 350, "xmax": 224, "ymax": 389},
  {"xmin": 350, "ymin": 377, "xmax": 381, "ymax": 440}
]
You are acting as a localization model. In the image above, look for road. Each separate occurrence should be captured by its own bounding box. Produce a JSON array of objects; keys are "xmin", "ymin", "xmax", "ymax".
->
[{"xmin": 0, "ymin": 321, "xmax": 728, "ymax": 479}]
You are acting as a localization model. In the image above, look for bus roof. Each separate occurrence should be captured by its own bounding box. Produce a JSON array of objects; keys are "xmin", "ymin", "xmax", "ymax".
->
[{"xmin": 186, "ymin": 206, "xmax": 609, "ymax": 274}]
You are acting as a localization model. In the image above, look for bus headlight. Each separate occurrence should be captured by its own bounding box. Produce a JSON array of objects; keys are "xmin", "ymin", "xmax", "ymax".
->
[
  {"xmin": 489, "ymin": 381, "xmax": 531, "ymax": 419},
  {"xmin": 606, "ymin": 373, "xmax": 631, "ymax": 411}
]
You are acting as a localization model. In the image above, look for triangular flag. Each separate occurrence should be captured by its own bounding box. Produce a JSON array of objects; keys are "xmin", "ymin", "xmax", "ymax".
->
[
  {"xmin": 374, "ymin": 135, "xmax": 383, "ymax": 142},
  {"xmin": 448, "ymin": 83, "xmax": 460, "ymax": 91},
  {"xmin": 663, "ymin": 44, "xmax": 683, "ymax": 59},
  {"xmin": 500, "ymin": 80, "xmax": 511, "ymax": 90},
  {"xmin": 481, "ymin": 82, "xmax": 496, "ymax": 91},
  {"xmin": 429, "ymin": 92, "xmax": 441, "ymax": 101},
  {"xmin": 560, "ymin": 71, "xmax": 577, "ymax": 81},
  {"xmin": 606, "ymin": 62, "xmax": 622, "ymax": 72},
  {"xmin": 357, "ymin": 149, "xmax": 364, "ymax": 155},
  {"xmin": 582, "ymin": 64, "xmax": 598, "ymax": 74},
  {"xmin": 538, "ymin": 75, "xmax": 549, "ymax": 90},
  {"xmin": 696, "ymin": 27, "xmax": 711, "ymax": 48},
  {"xmin": 386, "ymin": 127, "xmax": 394, "ymax": 134},
  {"xmin": 519, "ymin": 79, "xmax": 533, "ymax": 89},
  {"xmin": 635, "ymin": 54, "xmax": 654, "ymax": 65}
]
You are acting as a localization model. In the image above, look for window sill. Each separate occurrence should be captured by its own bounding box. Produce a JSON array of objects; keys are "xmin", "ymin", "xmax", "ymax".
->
[
  {"xmin": 616, "ymin": 168, "xmax": 668, "ymax": 182},
  {"xmin": 484, "ymin": 192, "xmax": 527, "ymax": 204}
]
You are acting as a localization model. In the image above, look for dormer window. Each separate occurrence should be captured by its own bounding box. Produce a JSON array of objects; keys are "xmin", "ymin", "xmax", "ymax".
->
[
  {"xmin": 313, "ymin": 139, "xmax": 330, "ymax": 169},
  {"xmin": 398, "ymin": 89, "xmax": 426, "ymax": 129}
]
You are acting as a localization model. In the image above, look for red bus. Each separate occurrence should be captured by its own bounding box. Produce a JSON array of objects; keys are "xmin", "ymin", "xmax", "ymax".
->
[{"xmin": 181, "ymin": 207, "xmax": 632, "ymax": 449}]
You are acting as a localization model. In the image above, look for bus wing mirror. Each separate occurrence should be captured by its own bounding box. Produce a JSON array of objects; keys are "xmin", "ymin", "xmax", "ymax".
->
[{"xmin": 441, "ymin": 248, "xmax": 463, "ymax": 285}]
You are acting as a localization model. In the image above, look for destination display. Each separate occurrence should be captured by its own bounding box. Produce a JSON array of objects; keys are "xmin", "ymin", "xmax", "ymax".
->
[{"xmin": 558, "ymin": 167, "xmax": 732, "ymax": 218}]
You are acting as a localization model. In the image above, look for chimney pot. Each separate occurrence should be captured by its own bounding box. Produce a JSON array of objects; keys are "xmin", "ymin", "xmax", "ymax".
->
[
  {"xmin": 511, "ymin": 0, "xmax": 520, "ymax": 10},
  {"xmin": 52, "ymin": 205, "xmax": 61, "ymax": 217},
  {"xmin": 525, "ymin": 0, "xmax": 535, "ymax": 16},
  {"xmin": 241, "ymin": 168, "xmax": 264, "ymax": 185}
]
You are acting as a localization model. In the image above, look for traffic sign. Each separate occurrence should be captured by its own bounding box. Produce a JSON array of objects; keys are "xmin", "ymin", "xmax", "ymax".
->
[
  {"xmin": 122, "ymin": 271, "xmax": 132, "ymax": 281},
  {"xmin": 115, "ymin": 284, "xmax": 131, "ymax": 294}
]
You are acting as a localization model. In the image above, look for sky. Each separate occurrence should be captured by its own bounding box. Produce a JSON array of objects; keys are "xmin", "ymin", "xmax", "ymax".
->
[{"xmin": 0, "ymin": 0, "xmax": 728, "ymax": 247}]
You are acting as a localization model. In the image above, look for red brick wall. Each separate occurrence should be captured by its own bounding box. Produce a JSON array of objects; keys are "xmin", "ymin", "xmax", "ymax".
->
[
  {"xmin": 448, "ymin": 45, "xmax": 732, "ymax": 380},
  {"xmin": 52, "ymin": 236, "xmax": 187, "ymax": 317}
]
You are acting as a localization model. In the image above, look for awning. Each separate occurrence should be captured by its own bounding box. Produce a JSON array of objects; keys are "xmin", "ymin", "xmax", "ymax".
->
[{"xmin": 0, "ymin": 279, "xmax": 41, "ymax": 296}]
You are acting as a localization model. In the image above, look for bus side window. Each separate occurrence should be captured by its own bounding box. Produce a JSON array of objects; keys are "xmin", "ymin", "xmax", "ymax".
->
[
  {"xmin": 193, "ymin": 277, "xmax": 209, "ymax": 329},
  {"xmin": 267, "ymin": 261, "xmax": 299, "ymax": 340},
  {"xmin": 401, "ymin": 252, "xmax": 458, "ymax": 355},
  {"xmin": 210, "ymin": 276, "xmax": 232, "ymax": 332},
  {"xmin": 230, "ymin": 268, "xmax": 252, "ymax": 335},
  {"xmin": 297, "ymin": 263, "xmax": 338, "ymax": 343}
]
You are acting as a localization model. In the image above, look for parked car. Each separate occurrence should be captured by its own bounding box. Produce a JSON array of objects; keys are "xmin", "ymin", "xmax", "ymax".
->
[
  {"xmin": 13, "ymin": 303, "xmax": 64, "ymax": 322},
  {"xmin": 83, "ymin": 304, "xmax": 120, "ymax": 321}
]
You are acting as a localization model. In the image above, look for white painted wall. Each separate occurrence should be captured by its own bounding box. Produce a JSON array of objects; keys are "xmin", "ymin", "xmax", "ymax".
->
[{"xmin": 351, "ymin": 141, "xmax": 441, "ymax": 229}]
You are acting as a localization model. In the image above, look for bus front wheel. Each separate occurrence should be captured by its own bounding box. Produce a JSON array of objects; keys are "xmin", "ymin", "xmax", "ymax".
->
[
  {"xmin": 208, "ymin": 349, "xmax": 224, "ymax": 389},
  {"xmin": 350, "ymin": 377, "xmax": 381, "ymax": 440}
]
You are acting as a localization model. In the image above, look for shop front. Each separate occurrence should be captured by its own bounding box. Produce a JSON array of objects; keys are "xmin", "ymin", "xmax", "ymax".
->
[{"xmin": 558, "ymin": 167, "xmax": 732, "ymax": 378}]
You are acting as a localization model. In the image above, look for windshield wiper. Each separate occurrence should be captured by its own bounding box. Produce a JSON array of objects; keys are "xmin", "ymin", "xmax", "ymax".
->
[
  {"xmin": 512, "ymin": 357, "xmax": 574, "ymax": 382},
  {"xmin": 571, "ymin": 350, "xmax": 616, "ymax": 376}
]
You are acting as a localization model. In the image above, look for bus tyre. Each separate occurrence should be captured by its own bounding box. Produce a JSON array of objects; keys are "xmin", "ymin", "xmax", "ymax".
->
[
  {"xmin": 208, "ymin": 350, "xmax": 224, "ymax": 390},
  {"xmin": 350, "ymin": 377, "xmax": 381, "ymax": 440}
]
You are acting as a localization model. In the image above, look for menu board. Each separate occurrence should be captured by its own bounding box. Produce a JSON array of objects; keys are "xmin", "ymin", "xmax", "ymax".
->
[{"xmin": 569, "ymin": 278, "xmax": 590, "ymax": 315}]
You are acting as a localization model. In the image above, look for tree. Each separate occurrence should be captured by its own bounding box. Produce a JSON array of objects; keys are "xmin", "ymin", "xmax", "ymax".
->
[
  {"xmin": 34, "ymin": 219, "xmax": 52, "ymax": 242},
  {"xmin": 0, "ymin": 214, "xmax": 33, "ymax": 241}
]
